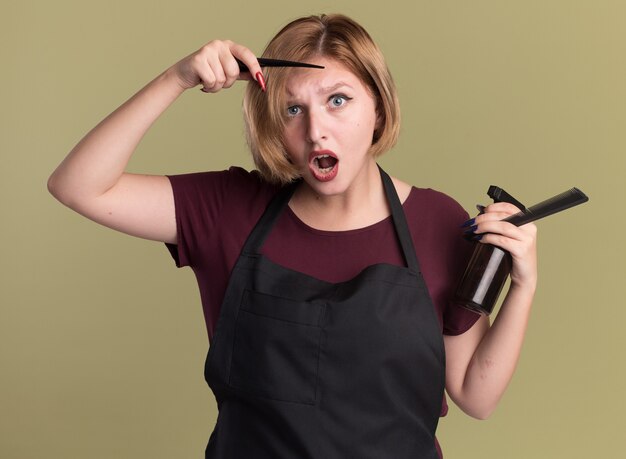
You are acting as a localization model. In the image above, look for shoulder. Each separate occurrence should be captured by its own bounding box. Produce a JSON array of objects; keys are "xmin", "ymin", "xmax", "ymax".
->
[
  {"xmin": 402, "ymin": 186, "xmax": 479, "ymax": 335},
  {"xmin": 391, "ymin": 176, "xmax": 464, "ymax": 214},
  {"xmin": 167, "ymin": 166, "xmax": 269, "ymax": 191},
  {"xmin": 166, "ymin": 166, "xmax": 281, "ymax": 233},
  {"xmin": 408, "ymin": 187, "xmax": 467, "ymax": 217},
  {"xmin": 164, "ymin": 167, "xmax": 281, "ymax": 267},
  {"xmin": 404, "ymin": 186, "xmax": 470, "ymax": 249},
  {"xmin": 167, "ymin": 166, "xmax": 280, "ymax": 203},
  {"xmin": 388, "ymin": 175, "xmax": 468, "ymax": 226}
]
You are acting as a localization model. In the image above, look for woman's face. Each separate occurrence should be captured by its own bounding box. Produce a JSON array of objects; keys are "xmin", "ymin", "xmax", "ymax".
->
[{"xmin": 282, "ymin": 57, "xmax": 380, "ymax": 196}]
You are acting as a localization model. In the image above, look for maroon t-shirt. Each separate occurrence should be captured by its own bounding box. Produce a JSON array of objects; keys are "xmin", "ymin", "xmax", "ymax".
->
[{"xmin": 165, "ymin": 166, "xmax": 480, "ymax": 417}]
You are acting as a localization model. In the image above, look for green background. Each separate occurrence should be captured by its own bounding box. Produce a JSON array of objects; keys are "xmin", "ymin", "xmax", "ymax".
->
[{"xmin": 2, "ymin": 1, "xmax": 624, "ymax": 457}]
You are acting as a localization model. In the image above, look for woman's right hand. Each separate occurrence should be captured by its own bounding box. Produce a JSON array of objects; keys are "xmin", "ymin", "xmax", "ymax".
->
[{"xmin": 170, "ymin": 40, "xmax": 265, "ymax": 93}]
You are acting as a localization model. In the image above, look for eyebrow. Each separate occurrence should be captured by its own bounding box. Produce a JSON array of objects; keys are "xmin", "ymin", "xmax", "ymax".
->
[{"xmin": 286, "ymin": 81, "xmax": 355, "ymax": 98}]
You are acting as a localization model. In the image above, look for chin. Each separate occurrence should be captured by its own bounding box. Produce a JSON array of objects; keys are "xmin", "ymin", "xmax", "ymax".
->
[{"xmin": 301, "ymin": 176, "xmax": 351, "ymax": 197}]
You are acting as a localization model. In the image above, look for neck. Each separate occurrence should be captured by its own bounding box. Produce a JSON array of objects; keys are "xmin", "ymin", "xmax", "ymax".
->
[{"xmin": 289, "ymin": 161, "xmax": 389, "ymax": 231}]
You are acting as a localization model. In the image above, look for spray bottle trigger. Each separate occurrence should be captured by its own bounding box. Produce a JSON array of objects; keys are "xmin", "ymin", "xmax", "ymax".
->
[{"xmin": 487, "ymin": 186, "xmax": 526, "ymax": 210}]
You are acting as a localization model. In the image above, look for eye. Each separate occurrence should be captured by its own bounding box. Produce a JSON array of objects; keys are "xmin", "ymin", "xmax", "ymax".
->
[
  {"xmin": 286, "ymin": 105, "xmax": 301, "ymax": 117},
  {"xmin": 329, "ymin": 94, "xmax": 351, "ymax": 108}
]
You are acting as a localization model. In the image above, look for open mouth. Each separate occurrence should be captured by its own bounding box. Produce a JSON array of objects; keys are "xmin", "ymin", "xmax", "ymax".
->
[
  {"xmin": 313, "ymin": 154, "xmax": 338, "ymax": 173},
  {"xmin": 308, "ymin": 152, "xmax": 339, "ymax": 182}
]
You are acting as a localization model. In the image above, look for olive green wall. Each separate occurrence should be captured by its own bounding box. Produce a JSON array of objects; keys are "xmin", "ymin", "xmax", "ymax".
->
[{"xmin": 2, "ymin": 1, "xmax": 624, "ymax": 457}]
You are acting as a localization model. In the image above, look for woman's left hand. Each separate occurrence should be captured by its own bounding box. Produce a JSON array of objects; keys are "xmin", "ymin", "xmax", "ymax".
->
[
  {"xmin": 447, "ymin": 202, "xmax": 538, "ymax": 419},
  {"xmin": 468, "ymin": 202, "xmax": 538, "ymax": 290}
]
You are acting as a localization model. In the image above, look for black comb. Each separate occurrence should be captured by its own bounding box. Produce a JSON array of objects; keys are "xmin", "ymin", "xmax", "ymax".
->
[
  {"xmin": 236, "ymin": 58, "xmax": 325, "ymax": 72},
  {"xmin": 503, "ymin": 188, "xmax": 589, "ymax": 227}
]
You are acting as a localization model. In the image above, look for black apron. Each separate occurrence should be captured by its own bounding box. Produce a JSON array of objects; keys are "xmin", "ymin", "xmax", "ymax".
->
[{"xmin": 204, "ymin": 167, "xmax": 446, "ymax": 458}]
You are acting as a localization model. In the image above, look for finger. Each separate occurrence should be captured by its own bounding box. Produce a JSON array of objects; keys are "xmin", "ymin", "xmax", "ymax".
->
[
  {"xmin": 220, "ymin": 55, "xmax": 240, "ymax": 89},
  {"xmin": 478, "ymin": 219, "xmax": 530, "ymax": 239},
  {"xmin": 479, "ymin": 226, "xmax": 536, "ymax": 255},
  {"xmin": 197, "ymin": 65, "xmax": 218, "ymax": 93},
  {"xmin": 474, "ymin": 211, "xmax": 515, "ymax": 224},
  {"xmin": 230, "ymin": 43, "xmax": 261, "ymax": 79},
  {"xmin": 211, "ymin": 41, "xmax": 238, "ymax": 89},
  {"xmin": 463, "ymin": 224, "xmax": 535, "ymax": 256},
  {"xmin": 476, "ymin": 232, "xmax": 534, "ymax": 257},
  {"xmin": 473, "ymin": 212, "xmax": 539, "ymax": 237},
  {"xmin": 230, "ymin": 43, "xmax": 265, "ymax": 91},
  {"xmin": 205, "ymin": 52, "xmax": 227, "ymax": 91},
  {"xmin": 474, "ymin": 201, "xmax": 526, "ymax": 226},
  {"xmin": 484, "ymin": 202, "xmax": 523, "ymax": 215}
]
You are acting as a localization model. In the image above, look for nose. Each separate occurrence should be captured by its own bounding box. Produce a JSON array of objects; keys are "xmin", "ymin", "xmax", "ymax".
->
[{"xmin": 305, "ymin": 108, "xmax": 328, "ymax": 144}]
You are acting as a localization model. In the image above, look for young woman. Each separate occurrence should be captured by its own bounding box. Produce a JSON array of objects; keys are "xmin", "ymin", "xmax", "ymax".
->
[{"xmin": 48, "ymin": 13, "xmax": 537, "ymax": 459}]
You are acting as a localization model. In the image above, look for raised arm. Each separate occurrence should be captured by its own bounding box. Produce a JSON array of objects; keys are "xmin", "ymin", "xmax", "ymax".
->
[
  {"xmin": 443, "ymin": 202, "xmax": 538, "ymax": 419},
  {"xmin": 47, "ymin": 40, "xmax": 264, "ymax": 244}
]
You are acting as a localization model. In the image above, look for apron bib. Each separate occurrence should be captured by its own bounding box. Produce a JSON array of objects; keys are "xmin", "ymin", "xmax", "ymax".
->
[{"xmin": 204, "ymin": 167, "xmax": 445, "ymax": 458}]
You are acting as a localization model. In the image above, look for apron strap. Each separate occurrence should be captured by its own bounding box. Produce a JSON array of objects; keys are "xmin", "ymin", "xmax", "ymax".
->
[
  {"xmin": 241, "ymin": 180, "xmax": 299, "ymax": 256},
  {"xmin": 378, "ymin": 166, "xmax": 421, "ymax": 273},
  {"xmin": 242, "ymin": 166, "xmax": 421, "ymax": 274}
]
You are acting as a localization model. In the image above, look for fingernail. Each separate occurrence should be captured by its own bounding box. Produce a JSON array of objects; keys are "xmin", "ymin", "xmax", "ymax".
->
[
  {"xmin": 460, "ymin": 218, "xmax": 476, "ymax": 228},
  {"xmin": 200, "ymin": 87, "xmax": 209, "ymax": 93},
  {"xmin": 463, "ymin": 225, "xmax": 478, "ymax": 235},
  {"xmin": 476, "ymin": 204, "xmax": 486, "ymax": 214},
  {"xmin": 255, "ymin": 72, "xmax": 266, "ymax": 92},
  {"xmin": 471, "ymin": 234, "xmax": 484, "ymax": 241}
]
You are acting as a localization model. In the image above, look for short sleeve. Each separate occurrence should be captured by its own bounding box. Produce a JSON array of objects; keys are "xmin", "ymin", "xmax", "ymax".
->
[
  {"xmin": 408, "ymin": 187, "xmax": 481, "ymax": 336},
  {"xmin": 165, "ymin": 168, "xmax": 235, "ymax": 268},
  {"xmin": 440, "ymin": 204, "xmax": 481, "ymax": 336}
]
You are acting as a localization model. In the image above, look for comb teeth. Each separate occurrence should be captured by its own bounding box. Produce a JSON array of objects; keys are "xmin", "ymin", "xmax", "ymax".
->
[{"xmin": 504, "ymin": 188, "xmax": 589, "ymax": 227}]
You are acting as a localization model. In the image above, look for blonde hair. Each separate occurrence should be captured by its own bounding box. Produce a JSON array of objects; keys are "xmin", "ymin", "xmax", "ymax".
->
[{"xmin": 243, "ymin": 14, "xmax": 400, "ymax": 184}]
